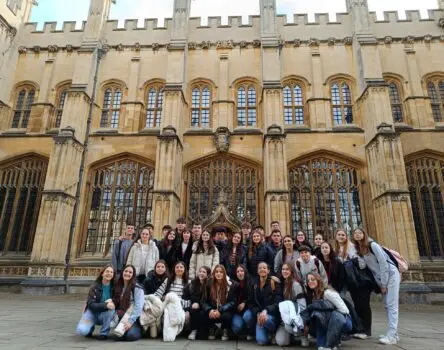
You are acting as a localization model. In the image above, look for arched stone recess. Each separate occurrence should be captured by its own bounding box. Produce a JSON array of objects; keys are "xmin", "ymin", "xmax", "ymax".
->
[
  {"xmin": 287, "ymin": 149, "xmax": 367, "ymax": 242},
  {"xmin": 183, "ymin": 153, "xmax": 263, "ymax": 229},
  {"xmin": 0, "ymin": 153, "xmax": 49, "ymax": 255},
  {"xmin": 77, "ymin": 153, "xmax": 155, "ymax": 258}
]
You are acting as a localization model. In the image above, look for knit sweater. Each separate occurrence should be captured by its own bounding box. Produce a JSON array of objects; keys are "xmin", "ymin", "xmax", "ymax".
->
[{"xmin": 154, "ymin": 278, "xmax": 191, "ymax": 309}]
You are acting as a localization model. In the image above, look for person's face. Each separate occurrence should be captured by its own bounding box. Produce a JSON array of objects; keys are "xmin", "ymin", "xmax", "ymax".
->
[
  {"xmin": 102, "ymin": 267, "xmax": 114, "ymax": 282},
  {"xmin": 126, "ymin": 225, "xmax": 135, "ymax": 238},
  {"xmin": 214, "ymin": 267, "xmax": 224, "ymax": 281},
  {"xmin": 236, "ymin": 267, "xmax": 245, "ymax": 281},
  {"xmin": 192, "ymin": 225, "xmax": 202, "ymax": 240},
  {"xmin": 201, "ymin": 231, "xmax": 210, "ymax": 242},
  {"xmin": 167, "ymin": 231, "xmax": 176, "ymax": 241},
  {"xmin": 314, "ymin": 235, "xmax": 323, "ymax": 247},
  {"xmin": 300, "ymin": 250, "xmax": 311, "ymax": 262},
  {"xmin": 140, "ymin": 229, "xmax": 150, "ymax": 243},
  {"xmin": 176, "ymin": 222, "xmax": 186, "ymax": 232},
  {"xmin": 175, "ymin": 263, "xmax": 185, "ymax": 277},
  {"xmin": 182, "ymin": 231, "xmax": 191, "ymax": 242},
  {"xmin": 353, "ymin": 229, "xmax": 364, "ymax": 242},
  {"xmin": 258, "ymin": 263, "xmax": 269, "ymax": 277},
  {"xmin": 216, "ymin": 231, "xmax": 227, "ymax": 241},
  {"xmin": 336, "ymin": 230, "xmax": 347, "ymax": 244},
  {"xmin": 122, "ymin": 266, "xmax": 134, "ymax": 281},
  {"xmin": 232, "ymin": 233, "xmax": 241, "ymax": 245},
  {"xmin": 198, "ymin": 267, "xmax": 208, "ymax": 281},
  {"xmin": 155, "ymin": 263, "xmax": 166, "ymax": 276},
  {"xmin": 307, "ymin": 274, "xmax": 318, "ymax": 290},
  {"xmin": 163, "ymin": 228, "xmax": 169, "ymax": 237},
  {"xmin": 296, "ymin": 231, "xmax": 305, "ymax": 243},
  {"xmin": 242, "ymin": 228, "xmax": 250, "ymax": 237},
  {"xmin": 252, "ymin": 232, "xmax": 261, "ymax": 244},
  {"xmin": 283, "ymin": 237, "xmax": 294, "ymax": 250},
  {"xmin": 271, "ymin": 232, "xmax": 282, "ymax": 244},
  {"xmin": 321, "ymin": 243, "xmax": 331, "ymax": 257},
  {"xmin": 281, "ymin": 264, "xmax": 292, "ymax": 279},
  {"xmin": 271, "ymin": 223, "xmax": 280, "ymax": 231}
]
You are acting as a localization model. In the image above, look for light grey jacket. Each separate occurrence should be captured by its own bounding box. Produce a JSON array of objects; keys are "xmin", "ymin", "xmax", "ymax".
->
[{"xmin": 126, "ymin": 239, "xmax": 159, "ymax": 276}]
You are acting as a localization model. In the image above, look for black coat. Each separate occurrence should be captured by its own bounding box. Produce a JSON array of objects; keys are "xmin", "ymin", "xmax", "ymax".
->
[
  {"xmin": 182, "ymin": 279, "xmax": 207, "ymax": 312},
  {"xmin": 86, "ymin": 282, "xmax": 116, "ymax": 313},
  {"xmin": 202, "ymin": 280, "xmax": 237, "ymax": 313},
  {"xmin": 143, "ymin": 270, "xmax": 167, "ymax": 295},
  {"xmin": 318, "ymin": 256, "xmax": 346, "ymax": 293},
  {"xmin": 247, "ymin": 243, "xmax": 274, "ymax": 277},
  {"xmin": 159, "ymin": 240, "xmax": 179, "ymax": 271},
  {"xmin": 176, "ymin": 240, "xmax": 194, "ymax": 269},
  {"xmin": 220, "ymin": 244, "xmax": 247, "ymax": 279},
  {"xmin": 247, "ymin": 277, "xmax": 282, "ymax": 318}
]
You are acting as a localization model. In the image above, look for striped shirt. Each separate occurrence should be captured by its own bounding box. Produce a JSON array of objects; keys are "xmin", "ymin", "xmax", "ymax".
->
[{"xmin": 154, "ymin": 278, "xmax": 190, "ymax": 309}]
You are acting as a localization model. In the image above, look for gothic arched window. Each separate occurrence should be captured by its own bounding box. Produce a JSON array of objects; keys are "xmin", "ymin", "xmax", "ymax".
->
[
  {"xmin": 283, "ymin": 82, "xmax": 305, "ymax": 125},
  {"xmin": 330, "ymin": 80, "xmax": 353, "ymax": 126},
  {"xmin": 406, "ymin": 154, "xmax": 444, "ymax": 258},
  {"xmin": 187, "ymin": 157, "xmax": 259, "ymax": 225},
  {"xmin": 100, "ymin": 86, "xmax": 122, "ymax": 128},
  {"xmin": 386, "ymin": 80, "xmax": 404, "ymax": 123},
  {"xmin": 289, "ymin": 156, "xmax": 363, "ymax": 241},
  {"xmin": 426, "ymin": 78, "xmax": 444, "ymax": 122},
  {"xmin": 83, "ymin": 158, "xmax": 155, "ymax": 255},
  {"xmin": 236, "ymin": 83, "xmax": 257, "ymax": 127},
  {"xmin": 0, "ymin": 155, "xmax": 47, "ymax": 254},
  {"xmin": 145, "ymin": 84, "xmax": 164, "ymax": 128},
  {"xmin": 11, "ymin": 86, "xmax": 35, "ymax": 129},
  {"xmin": 191, "ymin": 84, "xmax": 211, "ymax": 128},
  {"xmin": 54, "ymin": 87, "xmax": 69, "ymax": 128}
]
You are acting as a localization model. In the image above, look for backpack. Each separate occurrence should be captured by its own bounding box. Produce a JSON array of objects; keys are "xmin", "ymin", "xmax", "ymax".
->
[{"xmin": 369, "ymin": 241, "xmax": 408, "ymax": 273}]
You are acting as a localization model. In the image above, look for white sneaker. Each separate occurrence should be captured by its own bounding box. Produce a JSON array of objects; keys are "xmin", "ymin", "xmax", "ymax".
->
[
  {"xmin": 353, "ymin": 333, "xmax": 368, "ymax": 340},
  {"xmin": 208, "ymin": 327, "xmax": 216, "ymax": 340},
  {"xmin": 301, "ymin": 337, "xmax": 310, "ymax": 347},
  {"xmin": 221, "ymin": 329, "xmax": 229, "ymax": 341},
  {"xmin": 188, "ymin": 330, "xmax": 197, "ymax": 340},
  {"xmin": 246, "ymin": 335, "xmax": 254, "ymax": 341},
  {"xmin": 379, "ymin": 336, "xmax": 398, "ymax": 345}
]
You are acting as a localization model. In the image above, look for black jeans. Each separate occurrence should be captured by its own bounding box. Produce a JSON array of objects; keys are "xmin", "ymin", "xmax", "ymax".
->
[
  {"xmin": 189, "ymin": 308, "xmax": 204, "ymax": 331},
  {"xmin": 199, "ymin": 310, "xmax": 233, "ymax": 339},
  {"xmin": 350, "ymin": 287, "xmax": 372, "ymax": 335}
]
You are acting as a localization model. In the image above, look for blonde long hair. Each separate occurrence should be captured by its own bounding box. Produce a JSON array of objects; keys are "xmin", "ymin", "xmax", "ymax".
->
[{"xmin": 334, "ymin": 228, "xmax": 351, "ymax": 260}]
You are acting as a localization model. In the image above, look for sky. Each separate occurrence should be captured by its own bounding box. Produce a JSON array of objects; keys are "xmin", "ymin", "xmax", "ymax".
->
[{"xmin": 31, "ymin": 0, "xmax": 439, "ymax": 29}]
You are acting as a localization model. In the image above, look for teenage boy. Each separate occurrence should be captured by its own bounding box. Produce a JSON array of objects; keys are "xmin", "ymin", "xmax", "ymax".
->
[
  {"xmin": 241, "ymin": 222, "xmax": 251, "ymax": 245},
  {"xmin": 192, "ymin": 221, "xmax": 202, "ymax": 242},
  {"xmin": 111, "ymin": 218, "xmax": 135, "ymax": 275},
  {"xmin": 268, "ymin": 229, "xmax": 282, "ymax": 257},
  {"xmin": 175, "ymin": 217, "xmax": 187, "ymax": 238},
  {"xmin": 295, "ymin": 245, "xmax": 328, "ymax": 287}
]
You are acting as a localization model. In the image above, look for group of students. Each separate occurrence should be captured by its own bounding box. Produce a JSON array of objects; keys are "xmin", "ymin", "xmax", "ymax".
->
[{"xmin": 76, "ymin": 217, "xmax": 401, "ymax": 348}]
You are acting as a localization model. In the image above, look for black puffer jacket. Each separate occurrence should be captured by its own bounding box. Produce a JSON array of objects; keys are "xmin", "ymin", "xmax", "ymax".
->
[
  {"xmin": 202, "ymin": 280, "xmax": 237, "ymax": 313},
  {"xmin": 85, "ymin": 282, "xmax": 116, "ymax": 313},
  {"xmin": 143, "ymin": 270, "xmax": 167, "ymax": 295},
  {"xmin": 247, "ymin": 243, "xmax": 274, "ymax": 277},
  {"xmin": 247, "ymin": 276, "xmax": 282, "ymax": 318},
  {"xmin": 159, "ymin": 240, "xmax": 179, "ymax": 270},
  {"xmin": 318, "ymin": 256, "xmax": 346, "ymax": 293},
  {"xmin": 182, "ymin": 279, "xmax": 207, "ymax": 312}
]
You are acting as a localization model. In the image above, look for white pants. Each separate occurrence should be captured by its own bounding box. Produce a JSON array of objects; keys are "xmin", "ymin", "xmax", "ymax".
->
[{"xmin": 384, "ymin": 269, "xmax": 400, "ymax": 338}]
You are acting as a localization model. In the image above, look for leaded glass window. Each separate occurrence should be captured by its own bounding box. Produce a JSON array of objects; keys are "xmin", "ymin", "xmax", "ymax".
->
[
  {"xmin": 237, "ymin": 85, "xmax": 257, "ymax": 127},
  {"xmin": 191, "ymin": 85, "xmax": 211, "ymax": 128},
  {"xmin": 387, "ymin": 82, "xmax": 404, "ymax": 123},
  {"xmin": 187, "ymin": 157, "xmax": 258, "ymax": 225},
  {"xmin": 331, "ymin": 81, "xmax": 353, "ymax": 126},
  {"xmin": 55, "ymin": 89, "xmax": 68, "ymax": 128},
  {"xmin": 406, "ymin": 155, "xmax": 444, "ymax": 258},
  {"xmin": 427, "ymin": 79, "xmax": 444, "ymax": 122},
  {"xmin": 289, "ymin": 157, "xmax": 362, "ymax": 241},
  {"xmin": 11, "ymin": 87, "xmax": 35, "ymax": 129},
  {"xmin": 84, "ymin": 158, "xmax": 155, "ymax": 255},
  {"xmin": 283, "ymin": 83, "xmax": 305, "ymax": 125},
  {"xmin": 0, "ymin": 156, "xmax": 47, "ymax": 254},
  {"xmin": 145, "ymin": 85, "xmax": 164, "ymax": 128},
  {"xmin": 100, "ymin": 87, "xmax": 122, "ymax": 128}
]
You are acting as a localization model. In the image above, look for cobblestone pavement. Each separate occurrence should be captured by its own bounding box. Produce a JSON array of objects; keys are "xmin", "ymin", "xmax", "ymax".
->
[{"xmin": 0, "ymin": 293, "xmax": 442, "ymax": 350}]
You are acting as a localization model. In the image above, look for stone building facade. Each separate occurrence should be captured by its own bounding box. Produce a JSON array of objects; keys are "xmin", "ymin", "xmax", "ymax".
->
[{"xmin": 0, "ymin": 0, "xmax": 443, "ymax": 299}]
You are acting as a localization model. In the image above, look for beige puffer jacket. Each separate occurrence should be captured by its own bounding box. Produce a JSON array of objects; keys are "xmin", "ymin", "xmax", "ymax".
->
[{"xmin": 188, "ymin": 241, "xmax": 220, "ymax": 279}]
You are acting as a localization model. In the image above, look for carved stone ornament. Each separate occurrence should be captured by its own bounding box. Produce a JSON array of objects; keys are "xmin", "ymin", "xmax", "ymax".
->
[
  {"xmin": 252, "ymin": 40, "xmax": 261, "ymax": 48},
  {"xmin": 438, "ymin": 17, "xmax": 444, "ymax": 28},
  {"xmin": 328, "ymin": 37, "xmax": 336, "ymax": 46},
  {"xmin": 188, "ymin": 42, "xmax": 197, "ymax": 50},
  {"xmin": 239, "ymin": 40, "xmax": 248, "ymax": 48},
  {"xmin": 134, "ymin": 42, "xmax": 141, "ymax": 51},
  {"xmin": 201, "ymin": 41, "xmax": 211, "ymax": 49},
  {"xmin": 116, "ymin": 43, "xmax": 124, "ymax": 51},
  {"xmin": 18, "ymin": 46, "xmax": 27, "ymax": 54},
  {"xmin": 403, "ymin": 36, "xmax": 414, "ymax": 45},
  {"xmin": 48, "ymin": 45, "xmax": 59, "ymax": 53},
  {"xmin": 216, "ymin": 40, "xmax": 234, "ymax": 49},
  {"xmin": 214, "ymin": 126, "xmax": 231, "ymax": 152},
  {"xmin": 152, "ymin": 43, "xmax": 160, "ymax": 51},
  {"xmin": 293, "ymin": 39, "xmax": 301, "ymax": 47},
  {"xmin": 33, "ymin": 45, "xmax": 41, "ymax": 53},
  {"xmin": 384, "ymin": 36, "xmax": 393, "ymax": 44},
  {"xmin": 344, "ymin": 36, "xmax": 353, "ymax": 46},
  {"xmin": 308, "ymin": 38, "xmax": 319, "ymax": 47},
  {"xmin": 423, "ymin": 35, "xmax": 432, "ymax": 43},
  {"xmin": 66, "ymin": 44, "xmax": 74, "ymax": 52}
]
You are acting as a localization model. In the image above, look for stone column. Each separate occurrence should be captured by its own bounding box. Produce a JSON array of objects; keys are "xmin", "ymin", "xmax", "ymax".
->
[
  {"xmin": 24, "ymin": 0, "xmax": 112, "ymax": 293},
  {"xmin": 123, "ymin": 56, "xmax": 143, "ymax": 132}
]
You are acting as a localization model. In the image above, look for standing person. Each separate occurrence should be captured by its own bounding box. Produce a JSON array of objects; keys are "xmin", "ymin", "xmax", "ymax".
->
[
  {"xmin": 143, "ymin": 260, "xmax": 169, "ymax": 295},
  {"xmin": 352, "ymin": 228, "xmax": 401, "ymax": 345},
  {"xmin": 220, "ymin": 231, "xmax": 247, "ymax": 279},
  {"xmin": 270, "ymin": 220, "xmax": 280, "ymax": 232},
  {"xmin": 156, "ymin": 225, "xmax": 172, "ymax": 250},
  {"xmin": 188, "ymin": 229, "xmax": 219, "ymax": 279},
  {"xmin": 191, "ymin": 220, "xmax": 202, "ymax": 242},
  {"xmin": 111, "ymin": 265, "xmax": 144, "ymax": 341},
  {"xmin": 268, "ymin": 229, "xmax": 282, "ymax": 257},
  {"xmin": 274, "ymin": 235, "xmax": 299, "ymax": 275},
  {"xmin": 294, "ymin": 230, "xmax": 313, "ymax": 251},
  {"xmin": 313, "ymin": 234, "xmax": 324, "ymax": 257},
  {"xmin": 159, "ymin": 229, "xmax": 179, "ymax": 271},
  {"xmin": 183, "ymin": 266, "xmax": 211, "ymax": 340},
  {"xmin": 175, "ymin": 217, "xmax": 187, "ymax": 239},
  {"xmin": 254, "ymin": 225, "xmax": 267, "ymax": 242},
  {"xmin": 200, "ymin": 265, "xmax": 237, "ymax": 341},
  {"xmin": 176, "ymin": 229, "xmax": 194, "ymax": 270},
  {"xmin": 241, "ymin": 222, "xmax": 252, "ymax": 245},
  {"xmin": 335, "ymin": 228, "xmax": 371, "ymax": 339},
  {"xmin": 247, "ymin": 230, "xmax": 274, "ymax": 277},
  {"xmin": 231, "ymin": 265, "xmax": 250, "ymax": 337},
  {"xmin": 213, "ymin": 226, "xmax": 228, "ymax": 252},
  {"xmin": 126, "ymin": 224, "xmax": 159, "ymax": 284},
  {"xmin": 317, "ymin": 242, "xmax": 346, "ymax": 293},
  {"xmin": 295, "ymin": 245, "xmax": 328, "ymax": 287},
  {"xmin": 76, "ymin": 264, "xmax": 116, "ymax": 340},
  {"xmin": 275, "ymin": 263, "xmax": 307, "ymax": 347},
  {"xmin": 243, "ymin": 262, "xmax": 282, "ymax": 345},
  {"xmin": 111, "ymin": 219, "xmax": 135, "ymax": 276}
]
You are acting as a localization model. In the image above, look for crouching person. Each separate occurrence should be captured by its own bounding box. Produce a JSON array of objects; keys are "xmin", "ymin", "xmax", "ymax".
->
[
  {"xmin": 76, "ymin": 264, "xmax": 117, "ymax": 340},
  {"xmin": 231, "ymin": 265, "xmax": 250, "ymax": 337},
  {"xmin": 244, "ymin": 262, "xmax": 282, "ymax": 345},
  {"xmin": 302, "ymin": 273, "xmax": 352, "ymax": 350},
  {"xmin": 200, "ymin": 265, "xmax": 236, "ymax": 341}
]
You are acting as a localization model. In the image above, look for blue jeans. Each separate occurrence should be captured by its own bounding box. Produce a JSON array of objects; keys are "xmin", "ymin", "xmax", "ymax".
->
[
  {"xmin": 232, "ymin": 313, "xmax": 245, "ymax": 335},
  {"xmin": 76, "ymin": 309, "xmax": 115, "ymax": 337},
  {"xmin": 243, "ymin": 309, "xmax": 278, "ymax": 345},
  {"xmin": 316, "ymin": 314, "xmax": 352, "ymax": 347}
]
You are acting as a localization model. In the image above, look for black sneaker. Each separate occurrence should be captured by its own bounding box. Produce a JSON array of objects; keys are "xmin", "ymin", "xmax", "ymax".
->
[{"xmin": 97, "ymin": 335, "xmax": 107, "ymax": 341}]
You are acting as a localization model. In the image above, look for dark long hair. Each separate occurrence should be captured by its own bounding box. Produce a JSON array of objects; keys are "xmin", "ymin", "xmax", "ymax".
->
[
  {"xmin": 305, "ymin": 272, "xmax": 329, "ymax": 304},
  {"xmin": 282, "ymin": 235, "xmax": 296, "ymax": 263},
  {"xmin": 248, "ymin": 229, "xmax": 263, "ymax": 258},
  {"xmin": 318, "ymin": 242, "xmax": 336, "ymax": 262},
  {"xmin": 191, "ymin": 265, "xmax": 211, "ymax": 300},
  {"xmin": 166, "ymin": 261, "xmax": 189, "ymax": 293},
  {"xmin": 210, "ymin": 264, "xmax": 229, "ymax": 305},
  {"xmin": 95, "ymin": 264, "xmax": 115, "ymax": 284},
  {"xmin": 154, "ymin": 259, "xmax": 169, "ymax": 280},
  {"xmin": 351, "ymin": 227, "xmax": 371, "ymax": 256},
  {"xmin": 295, "ymin": 230, "xmax": 311, "ymax": 248},
  {"xmin": 115, "ymin": 265, "xmax": 137, "ymax": 311},
  {"xmin": 281, "ymin": 263, "xmax": 301, "ymax": 300},
  {"xmin": 195, "ymin": 229, "xmax": 216, "ymax": 255},
  {"xmin": 223, "ymin": 231, "xmax": 243, "ymax": 264},
  {"xmin": 162, "ymin": 229, "xmax": 177, "ymax": 250}
]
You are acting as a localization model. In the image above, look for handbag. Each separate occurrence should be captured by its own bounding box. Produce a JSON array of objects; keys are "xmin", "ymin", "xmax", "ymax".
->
[{"xmin": 344, "ymin": 258, "xmax": 380, "ymax": 293}]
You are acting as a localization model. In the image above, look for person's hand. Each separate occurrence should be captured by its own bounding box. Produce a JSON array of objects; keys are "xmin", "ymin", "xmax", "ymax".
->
[
  {"xmin": 237, "ymin": 302, "xmax": 245, "ymax": 312},
  {"xmin": 209, "ymin": 310, "xmax": 216, "ymax": 319},
  {"xmin": 123, "ymin": 321, "xmax": 131, "ymax": 331},
  {"xmin": 304, "ymin": 324, "xmax": 309, "ymax": 336},
  {"xmin": 118, "ymin": 236, "xmax": 124, "ymax": 241},
  {"xmin": 106, "ymin": 301, "xmax": 115, "ymax": 310},
  {"xmin": 257, "ymin": 311, "xmax": 268, "ymax": 326},
  {"xmin": 213, "ymin": 310, "xmax": 221, "ymax": 319},
  {"xmin": 191, "ymin": 303, "xmax": 200, "ymax": 310},
  {"xmin": 381, "ymin": 287, "xmax": 388, "ymax": 295}
]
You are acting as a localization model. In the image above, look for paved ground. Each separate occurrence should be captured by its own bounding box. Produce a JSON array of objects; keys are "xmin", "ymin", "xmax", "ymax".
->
[{"xmin": 0, "ymin": 293, "xmax": 442, "ymax": 350}]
